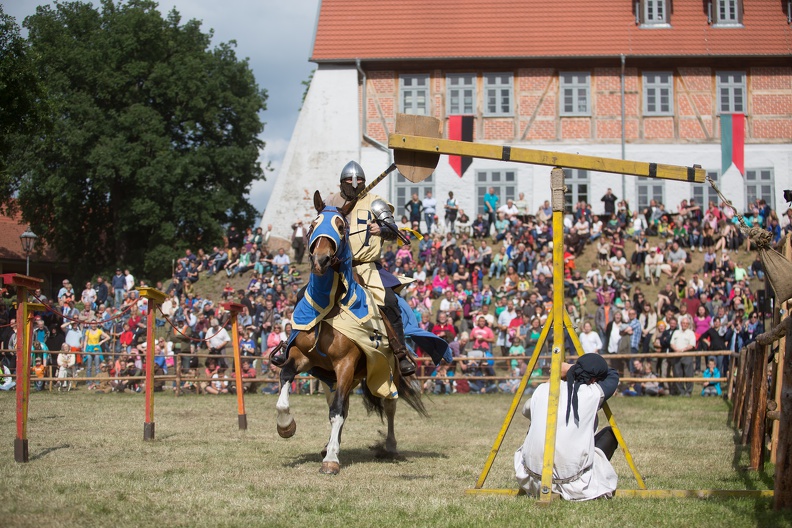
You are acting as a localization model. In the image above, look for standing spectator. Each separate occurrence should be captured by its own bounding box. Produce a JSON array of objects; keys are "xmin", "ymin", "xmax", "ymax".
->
[
  {"xmin": 578, "ymin": 321, "xmax": 603, "ymax": 355},
  {"xmin": 81, "ymin": 282, "xmax": 97, "ymax": 311},
  {"xmin": 624, "ymin": 309, "xmax": 642, "ymax": 372},
  {"xmin": 405, "ymin": 193, "xmax": 423, "ymax": 230},
  {"xmin": 94, "ymin": 276, "xmax": 109, "ymax": 307},
  {"xmin": 207, "ymin": 318, "xmax": 231, "ymax": 368},
  {"xmin": 444, "ymin": 191, "xmax": 458, "ymax": 234},
  {"xmin": 594, "ymin": 296, "xmax": 615, "ymax": 344},
  {"xmin": 601, "ymin": 188, "xmax": 618, "ymax": 216},
  {"xmin": 84, "ymin": 321, "xmax": 110, "ymax": 388},
  {"xmin": 58, "ymin": 280, "xmax": 75, "ymax": 305},
  {"xmin": 291, "ymin": 220, "xmax": 307, "ymax": 265},
  {"xmin": 670, "ymin": 316, "xmax": 697, "ymax": 397},
  {"xmin": 483, "ymin": 187, "xmax": 499, "ymax": 236},
  {"xmin": 111, "ymin": 269, "xmax": 125, "ymax": 308},
  {"xmin": 422, "ymin": 190, "xmax": 437, "ymax": 234},
  {"xmin": 496, "ymin": 301, "xmax": 519, "ymax": 356},
  {"xmin": 124, "ymin": 269, "xmax": 135, "ymax": 294}
]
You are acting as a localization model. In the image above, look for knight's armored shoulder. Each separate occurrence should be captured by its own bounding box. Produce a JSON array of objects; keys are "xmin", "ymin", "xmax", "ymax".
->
[{"xmin": 371, "ymin": 198, "xmax": 399, "ymax": 240}]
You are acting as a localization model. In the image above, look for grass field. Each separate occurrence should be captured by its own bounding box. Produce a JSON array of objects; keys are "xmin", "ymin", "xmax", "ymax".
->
[{"xmin": 1, "ymin": 390, "xmax": 790, "ymax": 527}]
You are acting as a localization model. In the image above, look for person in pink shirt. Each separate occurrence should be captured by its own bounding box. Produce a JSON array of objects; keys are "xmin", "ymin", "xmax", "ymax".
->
[
  {"xmin": 470, "ymin": 316, "xmax": 495, "ymax": 354},
  {"xmin": 432, "ymin": 268, "xmax": 451, "ymax": 297},
  {"xmin": 692, "ymin": 305, "xmax": 712, "ymax": 340}
]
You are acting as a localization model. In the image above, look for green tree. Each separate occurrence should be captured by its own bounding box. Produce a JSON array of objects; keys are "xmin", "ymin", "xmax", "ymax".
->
[
  {"xmin": 0, "ymin": 6, "xmax": 48, "ymax": 188},
  {"xmin": 3, "ymin": 0, "xmax": 267, "ymax": 280}
]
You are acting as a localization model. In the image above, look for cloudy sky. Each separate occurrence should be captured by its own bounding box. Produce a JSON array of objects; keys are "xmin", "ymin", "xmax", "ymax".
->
[{"xmin": 4, "ymin": 0, "xmax": 321, "ymax": 215}]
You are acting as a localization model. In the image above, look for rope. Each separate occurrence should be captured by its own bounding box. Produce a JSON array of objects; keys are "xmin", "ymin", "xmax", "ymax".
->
[
  {"xmin": 29, "ymin": 292, "xmax": 135, "ymax": 325},
  {"xmin": 706, "ymin": 176, "xmax": 772, "ymax": 249},
  {"xmin": 156, "ymin": 305, "xmax": 228, "ymax": 344}
]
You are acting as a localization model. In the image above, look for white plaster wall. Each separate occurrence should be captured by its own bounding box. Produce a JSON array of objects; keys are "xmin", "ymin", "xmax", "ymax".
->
[{"xmin": 261, "ymin": 65, "xmax": 360, "ymax": 241}]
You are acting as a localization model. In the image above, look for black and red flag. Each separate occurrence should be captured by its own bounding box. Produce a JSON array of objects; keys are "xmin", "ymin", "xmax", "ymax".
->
[{"xmin": 448, "ymin": 115, "xmax": 474, "ymax": 177}]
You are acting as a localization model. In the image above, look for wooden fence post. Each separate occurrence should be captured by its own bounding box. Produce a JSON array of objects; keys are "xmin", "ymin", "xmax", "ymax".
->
[{"xmin": 774, "ymin": 317, "xmax": 792, "ymax": 510}]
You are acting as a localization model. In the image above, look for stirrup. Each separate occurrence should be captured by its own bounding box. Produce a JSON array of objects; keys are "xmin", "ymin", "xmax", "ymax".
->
[
  {"xmin": 269, "ymin": 341, "xmax": 288, "ymax": 367},
  {"xmin": 395, "ymin": 351, "xmax": 416, "ymax": 377}
]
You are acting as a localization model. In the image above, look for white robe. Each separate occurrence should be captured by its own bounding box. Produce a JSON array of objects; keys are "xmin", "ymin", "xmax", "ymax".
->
[{"xmin": 514, "ymin": 380, "xmax": 618, "ymax": 501}]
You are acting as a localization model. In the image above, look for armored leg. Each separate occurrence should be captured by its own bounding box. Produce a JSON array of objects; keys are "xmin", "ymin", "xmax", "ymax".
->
[{"xmin": 382, "ymin": 288, "xmax": 415, "ymax": 377}]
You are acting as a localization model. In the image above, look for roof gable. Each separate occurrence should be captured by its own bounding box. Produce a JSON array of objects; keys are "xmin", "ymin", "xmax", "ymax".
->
[{"xmin": 312, "ymin": 0, "xmax": 792, "ymax": 61}]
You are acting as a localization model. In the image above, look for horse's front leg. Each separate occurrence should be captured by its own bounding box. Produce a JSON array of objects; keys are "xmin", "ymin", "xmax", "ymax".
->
[
  {"xmin": 383, "ymin": 397, "xmax": 398, "ymax": 456},
  {"xmin": 320, "ymin": 361, "xmax": 356, "ymax": 474},
  {"xmin": 276, "ymin": 360, "xmax": 297, "ymax": 438}
]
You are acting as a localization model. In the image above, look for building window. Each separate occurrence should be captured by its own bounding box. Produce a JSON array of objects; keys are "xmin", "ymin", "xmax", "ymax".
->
[
  {"xmin": 399, "ymin": 74, "xmax": 429, "ymax": 115},
  {"xmin": 447, "ymin": 74, "xmax": 476, "ymax": 115},
  {"xmin": 643, "ymin": 72, "xmax": 674, "ymax": 116},
  {"xmin": 483, "ymin": 73, "xmax": 513, "ymax": 116},
  {"xmin": 745, "ymin": 169, "xmax": 774, "ymax": 211},
  {"xmin": 692, "ymin": 171, "xmax": 720, "ymax": 208},
  {"xmin": 563, "ymin": 169, "xmax": 590, "ymax": 213},
  {"xmin": 476, "ymin": 170, "xmax": 516, "ymax": 214},
  {"xmin": 715, "ymin": 0, "xmax": 742, "ymax": 24},
  {"xmin": 641, "ymin": 0, "xmax": 668, "ymax": 25},
  {"xmin": 394, "ymin": 173, "xmax": 434, "ymax": 218},
  {"xmin": 635, "ymin": 177, "xmax": 664, "ymax": 212},
  {"xmin": 717, "ymin": 71, "xmax": 746, "ymax": 114},
  {"xmin": 560, "ymin": 72, "xmax": 590, "ymax": 116}
]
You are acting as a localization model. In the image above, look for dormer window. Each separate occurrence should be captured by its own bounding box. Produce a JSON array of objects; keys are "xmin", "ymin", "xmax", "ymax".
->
[
  {"xmin": 637, "ymin": 0, "xmax": 669, "ymax": 26},
  {"xmin": 710, "ymin": 0, "xmax": 743, "ymax": 25}
]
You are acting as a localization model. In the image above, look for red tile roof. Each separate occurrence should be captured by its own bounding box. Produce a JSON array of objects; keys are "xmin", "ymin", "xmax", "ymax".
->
[
  {"xmin": 0, "ymin": 212, "xmax": 57, "ymax": 262},
  {"xmin": 312, "ymin": 1, "xmax": 792, "ymax": 61}
]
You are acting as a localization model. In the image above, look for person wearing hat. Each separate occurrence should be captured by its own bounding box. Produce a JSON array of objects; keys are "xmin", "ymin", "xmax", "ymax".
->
[{"xmin": 514, "ymin": 354, "xmax": 620, "ymax": 500}]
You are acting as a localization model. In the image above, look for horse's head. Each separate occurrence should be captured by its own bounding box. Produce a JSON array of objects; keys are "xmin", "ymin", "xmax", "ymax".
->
[{"xmin": 308, "ymin": 191, "xmax": 356, "ymax": 276}]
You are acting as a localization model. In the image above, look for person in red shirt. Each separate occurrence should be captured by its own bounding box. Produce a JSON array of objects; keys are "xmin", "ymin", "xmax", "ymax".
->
[
  {"xmin": 431, "ymin": 311, "xmax": 457, "ymax": 342},
  {"xmin": 119, "ymin": 323, "xmax": 134, "ymax": 354}
]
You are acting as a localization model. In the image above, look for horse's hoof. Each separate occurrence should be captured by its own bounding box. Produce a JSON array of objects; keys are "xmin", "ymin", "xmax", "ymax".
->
[
  {"xmin": 319, "ymin": 461, "xmax": 340, "ymax": 475},
  {"xmin": 277, "ymin": 420, "xmax": 297, "ymax": 438}
]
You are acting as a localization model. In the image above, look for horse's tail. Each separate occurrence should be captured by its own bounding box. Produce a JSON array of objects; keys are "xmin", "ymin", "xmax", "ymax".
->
[
  {"xmin": 395, "ymin": 373, "xmax": 428, "ymax": 417},
  {"xmin": 361, "ymin": 375, "xmax": 427, "ymax": 418},
  {"xmin": 360, "ymin": 381, "xmax": 386, "ymax": 421}
]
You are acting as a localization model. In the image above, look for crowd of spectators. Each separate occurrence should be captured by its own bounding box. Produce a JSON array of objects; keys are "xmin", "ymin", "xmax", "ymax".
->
[{"xmin": 0, "ymin": 186, "xmax": 787, "ymax": 398}]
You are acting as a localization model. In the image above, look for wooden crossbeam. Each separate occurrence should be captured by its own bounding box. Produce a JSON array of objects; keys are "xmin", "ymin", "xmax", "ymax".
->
[{"xmin": 388, "ymin": 134, "xmax": 706, "ymax": 182}]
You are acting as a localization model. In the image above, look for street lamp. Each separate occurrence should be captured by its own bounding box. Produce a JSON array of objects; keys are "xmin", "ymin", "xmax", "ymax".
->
[{"xmin": 19, "ymin": 226, "xmax": 37, "ymax": 276}]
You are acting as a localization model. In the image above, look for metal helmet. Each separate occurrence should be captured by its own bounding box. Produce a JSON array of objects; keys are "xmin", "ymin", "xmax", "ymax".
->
[
  {"xmin": 370, "ymin": 199, "xmax": 395, "ymax": 226},
  {"xmin": 339, "ymin": 161, "xmax": 366, "ymax": 200},
  {"xmin": 340, "ymin": 161, "xmax": 365, "ymax": 187}
]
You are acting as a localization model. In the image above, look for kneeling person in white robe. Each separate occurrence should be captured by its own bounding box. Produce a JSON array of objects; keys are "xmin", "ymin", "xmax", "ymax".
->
[{"xmin": 514, "ymin": 353, "xmax": 620, "ymax": 500}]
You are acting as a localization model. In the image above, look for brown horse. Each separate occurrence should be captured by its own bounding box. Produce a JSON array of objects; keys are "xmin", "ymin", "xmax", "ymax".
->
[{"xmin": 275, "ymin": 191, "xmax": 425, "ymax": 474}]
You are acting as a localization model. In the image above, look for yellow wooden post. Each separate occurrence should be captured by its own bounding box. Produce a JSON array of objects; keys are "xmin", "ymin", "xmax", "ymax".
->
[
  {"xmin": 137, "ymin": 286, "xmax": 167, "ymax": 441},
  {"xmin": 539, "ymin": 168, "xmax": 568, "ymax": 503}
]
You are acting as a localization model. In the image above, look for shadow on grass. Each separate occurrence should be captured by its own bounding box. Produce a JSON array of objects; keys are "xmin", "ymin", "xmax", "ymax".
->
[
  {"xmin": 284, "ymin": 446, "xmax": 448, "ymax": 469},
  {"xmin": 728, "ymin": 416, "xmax": 778, "ymax": 523},
  {"xmin": 30, "ymin": 443, "xmax": 71, "ymax": 461}
]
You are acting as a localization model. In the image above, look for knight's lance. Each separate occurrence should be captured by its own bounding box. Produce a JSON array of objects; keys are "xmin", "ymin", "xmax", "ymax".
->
[{"xmin": 356, "ymin": 163, "xmax": 397, "ymax": 200}]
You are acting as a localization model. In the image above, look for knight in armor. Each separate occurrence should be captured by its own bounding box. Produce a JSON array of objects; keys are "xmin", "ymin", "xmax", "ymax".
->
[{"xmin": 272, "ymin": 161, "xmax": 416, "ymax": 377}]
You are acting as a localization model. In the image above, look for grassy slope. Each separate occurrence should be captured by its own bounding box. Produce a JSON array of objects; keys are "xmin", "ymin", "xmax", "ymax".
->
[{"xmin": 0, "ymin": 392, "xmax": 789, "ymax": 527}]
